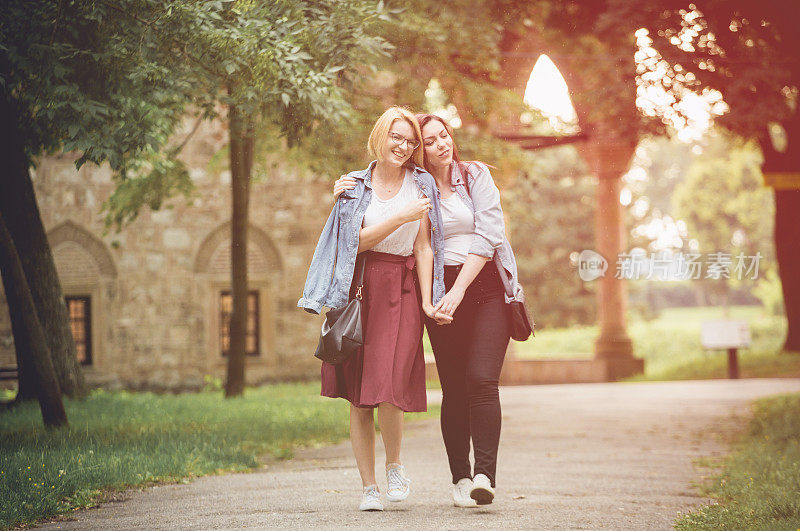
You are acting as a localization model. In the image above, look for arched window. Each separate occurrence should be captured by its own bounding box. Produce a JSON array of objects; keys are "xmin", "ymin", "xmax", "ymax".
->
[
  {"xmin": 48, "ymin": 220, "xmax": 117, "ymax": 367},
  {"xmin": 194, "ymin": 222, "xmax": 282, "ymax": 361}
]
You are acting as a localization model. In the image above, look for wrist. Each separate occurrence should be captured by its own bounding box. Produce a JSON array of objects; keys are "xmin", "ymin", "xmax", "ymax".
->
[
  {"xmin": 393, "ymin": 212, "xmax": 410, "ymax": 225},
  {"xmin": 449, "ymin": 285, "xmax": 467, "ymax": 296}
]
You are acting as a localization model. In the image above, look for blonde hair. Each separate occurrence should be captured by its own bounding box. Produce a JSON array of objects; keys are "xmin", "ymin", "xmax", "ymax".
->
[{"xmin": 367, "ymin": 106, "xmax": 424, "ymax": 167}]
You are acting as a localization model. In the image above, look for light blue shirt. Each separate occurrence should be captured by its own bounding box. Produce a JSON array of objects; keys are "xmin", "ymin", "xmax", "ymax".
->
[{"xmin": 449, "ymin": 162, "xmax": 525, "ymax": 303}]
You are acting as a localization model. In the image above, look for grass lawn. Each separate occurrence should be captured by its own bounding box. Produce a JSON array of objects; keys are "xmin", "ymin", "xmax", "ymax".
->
[
  {"xmin": 675, "ymin": 393, "xmax": 800, "ymax": 530},
  {"xmin": 0, "ymin": 383, "xmax": 438, "ymax": 529},
  {"xmin": 514, "ymin": 306, "xmax": 800, "ymax": 381}
]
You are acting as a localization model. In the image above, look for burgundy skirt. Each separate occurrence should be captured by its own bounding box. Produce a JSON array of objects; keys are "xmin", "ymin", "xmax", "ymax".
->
[{"xmin": 321, "ymin": 251, "xmax": 427, "ymax": 412}]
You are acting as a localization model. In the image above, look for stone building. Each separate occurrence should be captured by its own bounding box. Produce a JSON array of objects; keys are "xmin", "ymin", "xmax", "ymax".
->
[{"xmin": 0, "ymin": 122, "xmax": 335, "ymax": 390}]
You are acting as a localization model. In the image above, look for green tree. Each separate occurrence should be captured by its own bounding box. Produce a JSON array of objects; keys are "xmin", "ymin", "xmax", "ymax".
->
[
  {"xmin": 673, "ymin": 132, "xmax": 775, "ymax": 308},
  {"xmin": 116, "ymin": 1, "xmax": 390, "ymax": 397},
  {"xmin": 616, "ymin": 0, "xmax": 800, "ymax": 350},
  {"xmin": 1, "ymin": 0, "xmax": 391, "ymax": 411},
  {"xmin": 486, "ymin": 0, "xmax": 798, "ymax": 350},
  {"xmin": 506, "ymin": 145, "xmax": 597, "ymax": 327},
  {"xmin": 1, "ymin": 0, "xmax": 191, "ymax": 403}
]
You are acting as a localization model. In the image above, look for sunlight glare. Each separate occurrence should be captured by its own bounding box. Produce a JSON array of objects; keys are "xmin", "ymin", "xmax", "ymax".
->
[{"xmin": 524, "ymin": 55, "xmax": 577, "ymax": 126}]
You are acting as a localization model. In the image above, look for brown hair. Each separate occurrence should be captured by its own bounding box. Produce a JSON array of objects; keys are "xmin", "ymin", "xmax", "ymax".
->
[{"xmin": 416, "ymin": 113, "xmax": 486, "ymax": 183}]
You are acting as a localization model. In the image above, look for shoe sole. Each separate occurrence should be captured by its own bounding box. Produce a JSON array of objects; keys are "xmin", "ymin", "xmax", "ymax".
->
[
  {"xmin": 386, "ymin": 490, "xmax": 410, "ymax": 502},
  {"xmin": 470, "ymin": 486, "xmax": 494, "ymax": 505},
  {"xmin": 454, "ymin": 500, "xmax": 478, "ymax": 508}
]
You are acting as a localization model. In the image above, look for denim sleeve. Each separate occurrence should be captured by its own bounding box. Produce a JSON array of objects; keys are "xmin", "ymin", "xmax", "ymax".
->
[
  {"xmin": 468, "ymin": 163, "xmax": 505, "ymax": 258},
  {"xmin": 298, "ymin": 201, "xmax": 341, "ymax": 314}
]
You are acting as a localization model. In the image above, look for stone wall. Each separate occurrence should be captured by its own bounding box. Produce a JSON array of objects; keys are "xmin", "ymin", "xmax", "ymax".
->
[{"xmin": 0, "ymin": 120, "xmax": 342, "ymax": 390}]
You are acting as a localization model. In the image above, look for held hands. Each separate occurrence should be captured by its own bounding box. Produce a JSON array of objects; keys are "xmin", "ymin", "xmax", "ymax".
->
[
  {"xmin": 434, "ymin": 287, "xmax": 465, "ymax": 322},
  {"xmin": 333, "ymin": 175, "xmax": 356, "ymax": 198},
  {"xmin": 423, "ymin": 302, "xmax": 452, "ymax": 325}
]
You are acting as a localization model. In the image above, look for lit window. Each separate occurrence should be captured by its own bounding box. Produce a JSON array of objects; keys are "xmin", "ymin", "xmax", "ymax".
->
[
  {"xmin": 65, "ymin": 297, "xmax": 91, "ymax": 365},
  {"xmin": 220, "ymin": 291, "xmax": 259, "ymax": 356}
]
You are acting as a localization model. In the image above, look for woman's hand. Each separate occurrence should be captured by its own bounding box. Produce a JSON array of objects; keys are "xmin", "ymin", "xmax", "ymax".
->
[
  {"xmin": 424, "ymin": 302, "xmax": 452, "ymax": 325},
  {"xmin": 436, "ymin": 286, "xmax": 466, "ymax": 318},
  {"xmin": 333, "ymin": 175, "xmax": 356, "ymax": 199},
  {"xmin": 397, "ymin": 198, "xmax": 432, "ymax": 223}
]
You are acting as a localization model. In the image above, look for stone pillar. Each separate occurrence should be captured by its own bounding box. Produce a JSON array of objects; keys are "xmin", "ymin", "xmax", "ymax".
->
[
  {"xmin": 594, "ymin": 175, "xmax": 633, "ymax": 359},
  {"xmin": 579, "ymin": 126, "xmax": 643, "ymax": 379}
]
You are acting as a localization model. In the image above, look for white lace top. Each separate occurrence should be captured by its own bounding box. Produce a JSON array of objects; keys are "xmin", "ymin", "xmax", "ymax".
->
[{"xmin": 362, "ymin": 170, "xmax": 421, "ymax": 256}]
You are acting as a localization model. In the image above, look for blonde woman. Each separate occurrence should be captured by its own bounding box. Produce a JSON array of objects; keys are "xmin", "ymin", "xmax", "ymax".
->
[
  {"xmin": 333, "ymin": 113, "xmax": 525, "ymax": 508},
  {"xmin": 299, "ymin": 107, "xmax": 449, "ymax": 511}
]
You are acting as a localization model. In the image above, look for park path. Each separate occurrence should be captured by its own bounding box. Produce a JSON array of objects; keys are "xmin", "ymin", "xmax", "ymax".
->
[{"xmin": 39, "ymin": 378, "xmax": 800, "ymax": 530}]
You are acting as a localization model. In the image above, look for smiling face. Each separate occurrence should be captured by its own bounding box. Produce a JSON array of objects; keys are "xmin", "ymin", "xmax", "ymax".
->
[
  {"xmin": 421, "ymin": 118, "xmax": 454, "ymax": 170},
  {"xmin": 381, "ymin": 119, "xmax": 418, "ymax": 168}
]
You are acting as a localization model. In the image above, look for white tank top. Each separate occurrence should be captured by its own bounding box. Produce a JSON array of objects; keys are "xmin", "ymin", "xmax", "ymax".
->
[
  {"xmin": 362, "ymin": 170, "xmax": 421, "ymax": 256},
  {"xmin": 440, "ymin": 192, "xmax": 475, "ymax": 265}
]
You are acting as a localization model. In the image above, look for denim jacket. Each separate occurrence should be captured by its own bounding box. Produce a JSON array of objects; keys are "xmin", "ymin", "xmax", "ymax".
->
[
  {"xmin": 298, "ymin": 161, "xmax": 447, "ymax": 314},
  {"xmin": 450, "ymin": 162, "xmax": 525, "ymax": 304}
]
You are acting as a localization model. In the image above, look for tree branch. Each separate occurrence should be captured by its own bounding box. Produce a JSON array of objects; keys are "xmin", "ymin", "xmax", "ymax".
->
[
  {"xmin": 171, "ymin": 114, "xmax": 205, "ymax": 155},
  {"xmin": 49, "ymin": 0, "xmax": 63, "ymax": 45}
]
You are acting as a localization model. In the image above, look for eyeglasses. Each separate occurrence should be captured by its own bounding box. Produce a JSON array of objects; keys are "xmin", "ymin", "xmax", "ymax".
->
[{"xmin": 388, "ymin": 132, "xmax": 420, "ymax": 149}]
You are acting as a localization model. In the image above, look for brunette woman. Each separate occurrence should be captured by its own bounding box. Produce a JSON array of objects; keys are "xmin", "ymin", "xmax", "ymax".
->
[
  {"xmin": 334, "ymin": 113, "xmax": 524, "ymax": 507},
  {"xmin": 300, "ymin": 107, "xmax": 449, "ymax": 511}
]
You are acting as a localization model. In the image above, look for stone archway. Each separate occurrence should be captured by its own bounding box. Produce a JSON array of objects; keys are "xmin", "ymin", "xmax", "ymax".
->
[
  {"xmin": 47, "ymin": 220, "xmax": 117, "ymax": 368},
  {"xmin": 472, "ymin": 31, "xmax": 642, "ymax": 378},
  {"xmin": 194, "ymin": 222, "xmax": 282, "ymax": 379},
  {"xmin": 48, "ymin": 220, "xmax": 117, "ymax": 279},
  {"xmin": 193, "ymin": 221, "xmax": 282, "ymax": 275}
]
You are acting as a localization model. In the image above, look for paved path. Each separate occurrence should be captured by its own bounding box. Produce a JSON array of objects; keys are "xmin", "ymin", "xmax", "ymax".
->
[{"xmin": 40, "ymin": 379, "xmax": 800, "ymax": 530}]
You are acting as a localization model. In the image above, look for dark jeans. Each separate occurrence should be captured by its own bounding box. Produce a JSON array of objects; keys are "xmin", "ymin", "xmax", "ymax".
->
[{"xmin": 426, "ymin": 262, "xmax": 510, "ymax": 488}]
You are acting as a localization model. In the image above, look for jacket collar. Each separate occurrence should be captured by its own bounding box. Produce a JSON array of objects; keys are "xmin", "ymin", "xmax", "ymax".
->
[{"xmin": 449, "ymin": 162, "xmax": 465, "ymax": 186}]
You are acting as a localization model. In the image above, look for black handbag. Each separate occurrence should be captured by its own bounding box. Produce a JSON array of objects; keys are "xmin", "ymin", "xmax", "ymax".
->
[
  {"xmin": 493, "ymin": 256, "xmax": 535, "ymax": 342},
  {"xmin": 314, "ymin": 258, "xmax": 366, "ymax": 364}
]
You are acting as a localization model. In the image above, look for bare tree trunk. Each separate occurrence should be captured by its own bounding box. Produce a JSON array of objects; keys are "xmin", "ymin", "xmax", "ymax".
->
[
  {"xmin": 774, "ymin": 189, "xmax": 800, "ymax": 352},
  {"xmin": 4, "ymin": 284, "xmax": 39, "ymax": 402},
  {"xmin": 0, "ymin": 96, "xmax": 86, "ymax": 398},
  {"xmin": 761, "ymin": 113, "xmax": 800, "ymax": 353},
  {"xmin": 224, "ymin": 101, "xmax": 254, "ymax": 398},
  {"xmin": 0, "ymin": 212, "xmax": 67, "ymax": 427}
]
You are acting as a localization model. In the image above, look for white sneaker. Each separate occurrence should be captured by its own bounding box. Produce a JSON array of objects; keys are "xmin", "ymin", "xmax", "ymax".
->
[
  {"xmin": 385, "ymin": 463, "xmax": 411, "ymax": 502},
  {"xmin": 359, "ymin": 485, "xmax": 384, "ymax": 511},
  {"xmin": 470, "ymin": 473, "xmax": 495, "ymax": 505},
  {"xmin": 453, "ymin": 478, "xmax": 478, "ymax": 507}
]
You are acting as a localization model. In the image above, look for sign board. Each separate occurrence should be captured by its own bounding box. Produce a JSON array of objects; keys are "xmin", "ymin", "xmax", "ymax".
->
[
  {"xmin": 763, "ymin": 172, "xmax": 800, "ymax": 190},
  {"xmin": 701, "ymin": 320, "xmax": 751, "ymax": 349}
]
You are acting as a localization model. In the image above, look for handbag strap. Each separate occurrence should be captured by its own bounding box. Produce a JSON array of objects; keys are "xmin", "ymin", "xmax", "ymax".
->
[
  {"xmin": 354, "ymin": 254, "xmax": 366, "ymax": 300},
  {"xmin": 492, "ymin": 254, "xmax": 515, "ymax": 300}
]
